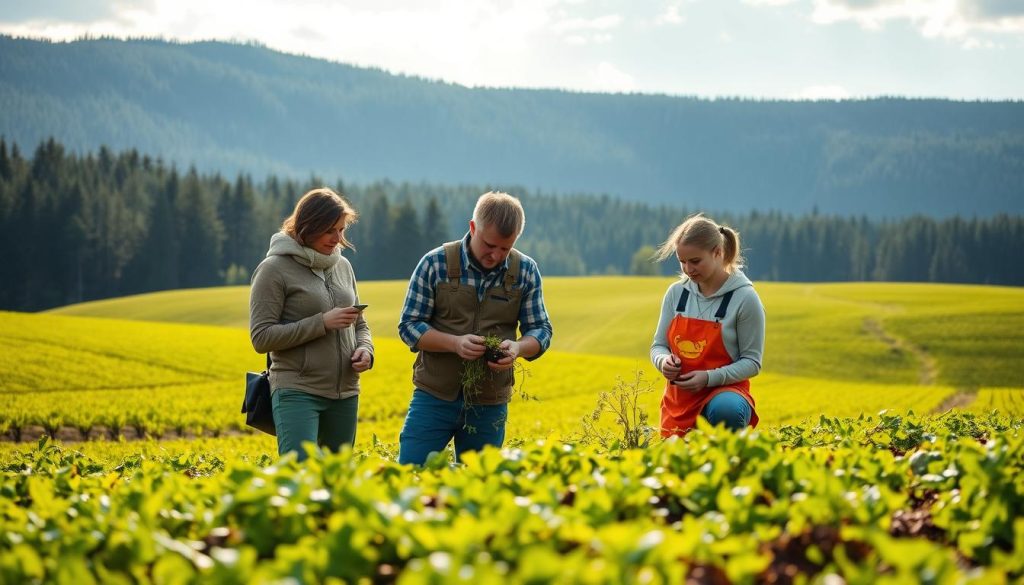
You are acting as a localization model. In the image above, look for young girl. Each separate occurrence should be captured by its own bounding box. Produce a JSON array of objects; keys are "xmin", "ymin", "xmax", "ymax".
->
[{"xmin": 650, "ymin": 214, "xmax": 765, "ymax": 436}]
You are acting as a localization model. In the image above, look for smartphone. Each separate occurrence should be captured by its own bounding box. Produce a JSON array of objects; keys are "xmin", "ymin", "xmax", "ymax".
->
[{"xmin": 352, "ymin": 304, "xmax": 368, "ymax": 311}]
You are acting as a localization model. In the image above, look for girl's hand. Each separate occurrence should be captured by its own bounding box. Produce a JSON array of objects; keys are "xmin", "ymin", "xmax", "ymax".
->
[
  {"xmin": 674, "ymin": 370, "xmax": 709, "ymax": 391},
  {"xmin": 660, "ymin": 354, "xmax": 682, "ymax": 381}
]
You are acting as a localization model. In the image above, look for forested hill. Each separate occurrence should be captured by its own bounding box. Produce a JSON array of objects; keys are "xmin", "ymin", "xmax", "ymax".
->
[
  {"xmin": 2, "ymin": 137, "xmax": 1022, "ymax": 311},
  {"xmin": 2, "ymin": 35, "xmax": 1022, "ymax": 218}
]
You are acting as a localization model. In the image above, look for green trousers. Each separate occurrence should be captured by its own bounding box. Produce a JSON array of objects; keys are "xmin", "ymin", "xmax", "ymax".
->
[{"xmin": 271, "ymin": 388, "xmax": 359, "ymax": 461}]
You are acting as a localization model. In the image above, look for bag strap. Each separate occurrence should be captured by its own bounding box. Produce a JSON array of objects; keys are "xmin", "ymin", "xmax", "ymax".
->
[
  {"xmin": 675, "ymin": 289, "xmax": 689, "ymax": 312},
  {"xmin": 714, "ymin": 291, "xmax": 734, "ymax": 321}
]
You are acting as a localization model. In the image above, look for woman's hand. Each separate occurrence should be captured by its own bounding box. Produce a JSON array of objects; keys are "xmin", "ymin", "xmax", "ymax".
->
[
  {"xmin": 487, "ymin": 339, "xmax": 521, "ymax": 371},
  {"xmin": 660, "ymin": 354, "xmax": 682, "ymax": 381},
  {"xmin": 674, "ymin": 370, "xmax": 709, "ymax": 391},
  {"xmin": 323, "ymin": 307, "xmax": 360, "ymax": 330},
  {"xmin": 351, "ymin": 348, "xmax": 372, "ymax": 372}
]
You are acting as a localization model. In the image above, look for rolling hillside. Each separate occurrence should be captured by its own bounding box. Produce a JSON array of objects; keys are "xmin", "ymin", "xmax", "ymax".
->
[
  {"xmin": 50, "ymin": 278, "xmax": 1024, "ymax": 389},
  {"xmin": 3, "ymin": 35, "xmax": 1023, "ymax": 217},
  {"xmin": 2, "ymin": 277, "xmax": 1013, "ymax": 443}
]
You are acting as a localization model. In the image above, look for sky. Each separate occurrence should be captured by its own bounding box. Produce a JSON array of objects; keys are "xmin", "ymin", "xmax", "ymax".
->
[{"xmin": 1, "ymin": 0, "xmax": 1023, "ymax": 100}]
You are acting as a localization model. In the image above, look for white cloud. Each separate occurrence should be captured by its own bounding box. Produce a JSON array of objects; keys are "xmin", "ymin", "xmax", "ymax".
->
[
  {"xmin": 0, "ymin": 0, "xmax": 568, "ymax": 87},
  {"xmin": 551, "ymin": 13, "xmax": 622, "ymax": 44},
  {"xmin": 655, "ymin": 3, "xmax": 685, "ymax": 26},
  {"xmin": 743, "ymin": 0, "xmax": 801, "ymax": 5},
  {"xmin": 0, "ymin": 0, "xmax": 644, "ymax": 90},
  {"xmin": 591, "ymin": 61, "xmax": 635, "ymax": 92},
  {"xmin": 0, "ymin": 0, "xmax": 1021, "ymax": 97},
  {"xmin": 965, "ymin": 0, "xmax": 1024, "ymax": 20},
  {"xmin": 552, "ymin": 14, "xmax": 623, "ymax": 32},
  {"xmin": 809, "ymin": 0, "xmax": 1024, "ymax": 43},
  {"xmin": 790, "ymin": 84, "xmax": 852, "ymax": 100}
]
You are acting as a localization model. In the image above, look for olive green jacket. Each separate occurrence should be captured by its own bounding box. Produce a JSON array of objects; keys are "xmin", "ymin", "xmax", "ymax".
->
[{"xmin": 249, "ymin": 232, "xmax": 373, "ymax": 399}]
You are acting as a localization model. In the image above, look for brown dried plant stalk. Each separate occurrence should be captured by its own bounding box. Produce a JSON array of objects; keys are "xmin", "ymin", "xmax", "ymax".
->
[{"xmin": 577, "ymin": 370, "xmax": 657, "ymax": 450}]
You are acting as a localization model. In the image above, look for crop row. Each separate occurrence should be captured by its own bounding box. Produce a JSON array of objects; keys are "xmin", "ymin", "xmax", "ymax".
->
[
  {"xmin": 1, "ymin": 366, "xmax": 976, "ymax": 448},
  {"xmin": 971, "ymin": 388, "xmax": 1024, "ymax": 415},
  {"xmin": 0, "ymin": 337, "xmax": 207, "ymax": 393},
  {"xmin": 4, "ymin": 309, "xmax": 1020, "ymax": 444},
  {"xmin": 1, "ymin": 412, "xmax": 1021, "ymax": 583},
  {"xmin": 0, "ymin": 311, "xmax": 262, "ymax": 380}
]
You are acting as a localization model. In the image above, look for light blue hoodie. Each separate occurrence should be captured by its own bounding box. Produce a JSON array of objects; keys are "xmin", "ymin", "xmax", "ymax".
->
[{"xmin": 650, "ymin": 270, "xmax": 766, "ymax": 388}]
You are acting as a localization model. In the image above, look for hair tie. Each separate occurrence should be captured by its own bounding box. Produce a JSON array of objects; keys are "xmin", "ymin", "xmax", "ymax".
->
[{"xmin": 718, "ymin": 227, "xmax": 726, "ymax": 235}]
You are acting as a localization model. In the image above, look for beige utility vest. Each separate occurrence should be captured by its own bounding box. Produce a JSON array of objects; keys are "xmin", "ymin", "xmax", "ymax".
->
[{"xmin": 412, "ymin": 240, "xmax": 523, "ymax": 404}]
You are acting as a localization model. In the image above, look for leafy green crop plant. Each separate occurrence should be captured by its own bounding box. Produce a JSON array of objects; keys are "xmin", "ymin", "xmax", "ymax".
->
[{"xmin": 0, "ymin": 414, "xmax": 1022, "ymax": 583}]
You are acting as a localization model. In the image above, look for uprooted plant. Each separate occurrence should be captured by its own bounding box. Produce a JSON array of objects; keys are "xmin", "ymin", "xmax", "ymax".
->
[
  {"xmin": 459, "ymin": 333, "xmax": 504, "ymax": 402},
  {"xmin": 459, "ymin": 333, "xmax": 535, "ymax": 433}
]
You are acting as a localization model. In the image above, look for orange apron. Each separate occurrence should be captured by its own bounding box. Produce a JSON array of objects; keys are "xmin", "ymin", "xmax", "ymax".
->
[{"xmin": 660, "ymin": 289, "xmax": 758, "ymax": 437}]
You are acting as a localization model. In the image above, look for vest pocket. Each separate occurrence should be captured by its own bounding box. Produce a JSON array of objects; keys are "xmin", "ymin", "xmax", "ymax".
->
[{"xmin": 477, "ymin": 290, "xmax": 522, "ymax": 337}]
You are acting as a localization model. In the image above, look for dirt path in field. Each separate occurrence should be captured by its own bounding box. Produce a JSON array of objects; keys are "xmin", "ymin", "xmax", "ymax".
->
[
  {"xmin": 862, "ymin": 317, "xmax": 976, "ymax": 412},
  {"xmin": 934, "ymin": 392, "xmax": 976, "ymax": 412},
  {"xmin": 862, "ymin": 317, "xmax": 939, "ymax": 386}
]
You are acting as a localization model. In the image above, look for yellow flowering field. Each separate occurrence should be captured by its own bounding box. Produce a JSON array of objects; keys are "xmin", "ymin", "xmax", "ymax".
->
[
  {"xmin": 6, "ymin": 278, "xmax": 1019, "ymax": 446},
  {"xmin": 970, "ymin": 387, "xmax": 1024, "ymax": 415},
  {"xmin": 51, "ymin": 278, "xmax": 1024, "ymax": 388},
  {"xmin": 0, "ymin": 309, "xmax": 973, "ymax": 446}
]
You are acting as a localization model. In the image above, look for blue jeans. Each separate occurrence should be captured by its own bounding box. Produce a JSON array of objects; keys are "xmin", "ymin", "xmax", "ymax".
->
[
  {"xmin": 398, "ymin": 389, "xmax": 508, "ymax": 465},
  {"xmin": 701, "ymin": 391, "xmax": 751, "ymax": 430},
  {"xmin": 272, "ymin": 389, "xmax": 359, "ymax": 461}
]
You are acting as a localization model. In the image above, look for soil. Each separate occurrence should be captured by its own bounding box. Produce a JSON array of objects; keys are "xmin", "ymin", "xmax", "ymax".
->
[{"xmin": 484, "ymin": 347, "xmax": 508, "ymax": 363}]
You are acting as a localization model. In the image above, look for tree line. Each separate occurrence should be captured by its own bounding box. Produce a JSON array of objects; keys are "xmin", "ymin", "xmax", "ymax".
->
[{"xmin": 1, "ymin": 138, "xmax": 1021, "ymax": 312}]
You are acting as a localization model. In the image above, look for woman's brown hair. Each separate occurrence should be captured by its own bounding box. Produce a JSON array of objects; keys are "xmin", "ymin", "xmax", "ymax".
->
[{"xmin": 281, "ymin": 188, "xmax": 358, "ymax": 250}]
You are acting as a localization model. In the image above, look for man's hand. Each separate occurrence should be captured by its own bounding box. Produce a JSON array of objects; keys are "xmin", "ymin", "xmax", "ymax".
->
[
  {"xmin": 487, "ymin": 339, "xmax": 521, "ymax": 371},
  {"xmin": 454, "ymin": 334, "xmax": 486, "ymax": 360}
]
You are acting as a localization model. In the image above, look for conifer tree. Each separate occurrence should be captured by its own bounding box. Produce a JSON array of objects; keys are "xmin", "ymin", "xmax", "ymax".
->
[{"xmin": 421, "ymin": 196, "xmax": 448, "ymax": 248}]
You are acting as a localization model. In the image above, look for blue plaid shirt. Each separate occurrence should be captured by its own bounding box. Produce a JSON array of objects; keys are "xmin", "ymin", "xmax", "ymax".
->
[{"xmin": 398, "ymin": 232, "xmax": 553, "ymax": 358}]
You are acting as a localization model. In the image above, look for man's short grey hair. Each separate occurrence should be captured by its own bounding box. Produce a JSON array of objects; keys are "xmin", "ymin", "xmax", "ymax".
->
[{"xmin": 472, "ymin": 191, "xmax": 526, "ymax": 237}]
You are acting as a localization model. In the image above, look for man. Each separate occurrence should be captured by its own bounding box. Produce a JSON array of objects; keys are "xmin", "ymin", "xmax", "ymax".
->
[{"xmin": 397, "ymin": 191, "xmax": 553, "ymax": 465}]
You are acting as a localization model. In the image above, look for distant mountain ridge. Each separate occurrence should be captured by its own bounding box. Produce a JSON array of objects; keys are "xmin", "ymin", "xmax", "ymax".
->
[{"xmin": 1, "ymin": 35, "xmax": 1022, "ymax": 217}]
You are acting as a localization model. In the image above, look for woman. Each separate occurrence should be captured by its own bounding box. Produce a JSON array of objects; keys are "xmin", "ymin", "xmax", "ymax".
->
[
  {"xmin": 249, "ymin": 187, "xmax": 373, "ymax": 460},
  {"xmin": 650, "ymin": 213, "xmax": 765, "ymax": 436}
]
